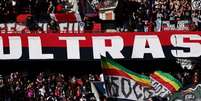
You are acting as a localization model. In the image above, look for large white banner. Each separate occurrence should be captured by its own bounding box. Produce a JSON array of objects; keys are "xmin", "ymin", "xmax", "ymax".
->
[{"xmin": 104, "ymin": 76, "xmax": 154, "ymax": 100}]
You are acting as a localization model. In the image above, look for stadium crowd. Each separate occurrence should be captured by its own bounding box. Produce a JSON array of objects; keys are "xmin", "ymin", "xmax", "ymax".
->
[
  {"xmin": 114, "ymin": 0, "xmax": 201, "ymax": 32},
  {"xmin": 0, "ymin": 72, "xmax": 105, "ymax": 101},
  {"xmin": 0, "ymin": 0, "xmax": 201, "ymax": 101},
  {"xmin": 0, "ymin": 67, "xmax": 200, "ymax": 101},
  {"xmin": 0, "ymin": 0, "xmax": 200, "ymax": 32}
]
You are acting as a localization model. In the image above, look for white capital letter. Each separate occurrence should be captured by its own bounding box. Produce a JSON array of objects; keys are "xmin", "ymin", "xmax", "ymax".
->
[
  {"xmin": 28, "ymin": 37, "xmax": 54, "ymax": 59},
  {"xmin": 59, "ymin": 37, "xmax": 86, "ymax": 59},
  {"xmin": 171, "ymin": 34, "xmax": 201, "ymax": 57},
  {"xmin": 92, "ymin": 36, "xmax": 124, "ymax": 59},
  {"xmin": 0, "ymin": 36, "xmax": 22, "ymax": 59},
  {"xmin": 132, "ymin": 35, "xmax": 165, "ymax": 58}
]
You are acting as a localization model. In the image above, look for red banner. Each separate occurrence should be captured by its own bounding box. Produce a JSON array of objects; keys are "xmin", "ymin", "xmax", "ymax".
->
[{"xmin": 0, "ymin": 31, "xmax": 200, "ymax": 60}]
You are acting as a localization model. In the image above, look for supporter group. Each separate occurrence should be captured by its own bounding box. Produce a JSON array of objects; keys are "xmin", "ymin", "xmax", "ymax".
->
[
  {"xmin": 0, "ymin": 72, "xmax": 104, "ymax": 101},
  {"xmin": 0, "ymin": 0, "xmax": 201, "ymax": 101},
  {"xmin": 0, "ymin": 68, "xmax": 200, "ymax": 101},
  {"xmin": 0, "ymin": 0, "xmax": 200, "ymax": 32}
]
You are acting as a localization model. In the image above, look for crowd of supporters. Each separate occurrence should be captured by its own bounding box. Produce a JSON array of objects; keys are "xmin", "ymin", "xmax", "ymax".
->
[
  {"xmin": 0, "ymin": 0, "xmax": 200, "ymax": 32},
  {"xmin": 0, "ymin": 0, "xmax": 98, "ymax": 22},
  {"xmin": 114, "ymin": 0, "xmax": 201, "ymax": 32},
  {"xmin": 0, "ymin": 0, "xmax": 201, "ymax": 100},
  {"xmin": 0, "ymin": 67, "xmax": 200, "ymax": 101},
  {"xmin": 0, "ymin": 72, "xmax": 105, "ymax": 101}
]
